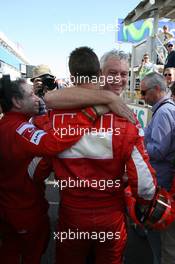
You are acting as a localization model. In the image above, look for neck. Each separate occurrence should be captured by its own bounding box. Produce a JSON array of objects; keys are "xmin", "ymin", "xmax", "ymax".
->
[
  {"xmin": 11, "ymin": 107, "xmax": 21, "ymax": 112},
  {"xmin": 156, "ymin": 92, "xmax": 166, "ymax": 104}
]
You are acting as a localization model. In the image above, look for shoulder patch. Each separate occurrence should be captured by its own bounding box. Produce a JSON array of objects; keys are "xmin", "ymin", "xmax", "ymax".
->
[{"xmin": 16, "ymin": 122, "xmax": 46, "ymax": 145}]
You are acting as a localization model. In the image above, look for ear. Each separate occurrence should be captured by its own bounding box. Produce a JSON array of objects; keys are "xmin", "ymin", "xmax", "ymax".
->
[
  {"xmin": 12, "ymin": 97, "xmax": 22, "ymax": 109},
  {"xmin": 155, "ymin": 85, "xmax": 162, "ymax": 94}
]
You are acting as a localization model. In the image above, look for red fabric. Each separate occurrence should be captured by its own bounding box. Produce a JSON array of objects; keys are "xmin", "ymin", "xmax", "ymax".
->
[
  {"xmin": 34, "ymin": 107, "xmax": 98, "ymax": 140},
  {"xmin": 0, "ymin": 110, "xmax": 95, "ymax": 262},
  {"xmin": 56, "ymin": 205, "xmax": 127, "ymax": 264},
  {"xmin": 51, "ymin": 112, "xmax": 156, "ymax": 209},
  {"xmin": 0, "ymin": 111, "xmax": 94, "ymax": 209},
  {"xmin": 48, "ymin": 110, "xmax": 157, "ymax": 263},
  {"xmin": 0, "ymin": 207, "xmax": 49, "ymax": 264}
]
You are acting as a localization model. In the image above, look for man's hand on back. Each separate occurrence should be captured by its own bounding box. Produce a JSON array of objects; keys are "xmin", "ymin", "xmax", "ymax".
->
[{"xmin": 108, "ymin": 96, "xmax": 135, "ymax": 124}]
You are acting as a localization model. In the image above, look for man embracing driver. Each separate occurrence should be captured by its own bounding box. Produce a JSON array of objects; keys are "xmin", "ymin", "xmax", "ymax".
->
[{"xmin": 50, "ymin": 47, "xmax": 157, "ymax": 264}]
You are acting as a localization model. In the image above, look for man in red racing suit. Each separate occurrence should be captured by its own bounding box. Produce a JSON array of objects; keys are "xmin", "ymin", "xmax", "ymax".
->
[
  {"xmin": 51, "ymin": 109, "xmax": 157, "ymax": 264},
  {"xmin": 40, "ymin": 47, "xmax": 157, "ymax": 264},
  {"xmin": 0, "ymin": 77, "xmax": 100, "ymax": 264}
]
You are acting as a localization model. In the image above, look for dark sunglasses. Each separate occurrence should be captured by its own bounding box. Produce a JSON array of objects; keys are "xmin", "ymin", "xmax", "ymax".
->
[
  {"xmin": 164, "ymin": 73, "xmax": 172, "ymax": 77},
  {"xmin": 167, "ymin": 45, "xmax": 173, "ymax": 48},
  {"xmin": 140, "ymin": 88, "xmax": 153, "ymax": 96}
]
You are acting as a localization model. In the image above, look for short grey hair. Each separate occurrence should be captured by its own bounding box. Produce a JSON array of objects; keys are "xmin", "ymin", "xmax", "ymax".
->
[
  {"xmin": 143, "ymin": 72, "xmax": 167, "ymax": 91},
  {"xmin": 100, "ymin": 50, "xmax": 129, "ymax": 70}
]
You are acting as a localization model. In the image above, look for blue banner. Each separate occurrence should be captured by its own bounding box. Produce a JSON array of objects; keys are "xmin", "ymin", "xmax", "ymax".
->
[{"xmin": 116, "ymin": 18, "xmax": 175, "ymax": 43}]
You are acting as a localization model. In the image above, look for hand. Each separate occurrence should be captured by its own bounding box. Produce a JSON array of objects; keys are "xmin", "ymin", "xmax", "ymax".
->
[
  {"xmin": 108, "ymin": 96, "xmax": 135, "ymax": 124},
  {"xmin": 141, "ymin": 60, "xmax": 145, "ymax": 66},
  {"xmin": 33, "ymin": 78, "xmax": 43, "ymax": 96}
]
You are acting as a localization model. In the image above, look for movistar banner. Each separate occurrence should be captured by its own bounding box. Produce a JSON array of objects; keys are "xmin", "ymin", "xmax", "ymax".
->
[{"xmin": 117, "ymin": 18, "xmax": 175, "ymax": 43}]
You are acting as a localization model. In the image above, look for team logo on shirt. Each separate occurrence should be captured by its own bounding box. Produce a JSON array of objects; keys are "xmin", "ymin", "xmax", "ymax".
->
[
  {"xmin": 16, "ymin": 122, "xmax": 46, "ymax": 145},
  {"xmin": 30, "ymin": 130, "xmax": 46, "ymax": 145}
]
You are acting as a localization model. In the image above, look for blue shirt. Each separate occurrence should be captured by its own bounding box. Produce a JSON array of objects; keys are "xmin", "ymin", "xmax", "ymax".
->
[{"xmin": 144, "ymin": 96, "xmax": 175, "ymax": 190}]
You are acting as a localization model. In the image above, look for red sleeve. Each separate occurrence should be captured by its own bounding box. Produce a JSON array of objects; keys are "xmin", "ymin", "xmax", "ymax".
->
[
  {"xmin": 125, "ymin": 124, "xmax": 157, "ymax": 204},
  {"xmin": 33, "ymin": 106, "xmax": 98, "ymax": 141},
  {"xmin": 15, "ymin": 121, "xmax": 81, "ymax": 157},
  {"xmin": 15, "ymin": 107, "xmax": 98, "ymax": 157}
]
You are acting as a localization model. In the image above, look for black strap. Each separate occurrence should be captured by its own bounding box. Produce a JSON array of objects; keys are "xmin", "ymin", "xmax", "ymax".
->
[{"xmin": 152, "ymin": 100, "xmax": 175, "ymax": 117}]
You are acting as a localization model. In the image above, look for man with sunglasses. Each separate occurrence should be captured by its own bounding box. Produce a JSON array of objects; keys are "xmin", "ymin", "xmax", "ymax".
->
[
  {"xmin": 163, "ymin": 67, "xmax": 175, "ymax": 97},
  {"xmin": 163, "ymin": 67, "xmax": 175, "ymax": 87},
  {"xmin": 164, "ymin": 42, "xmax": 175, "ymax": 69},
  {"xmin": 140, "ymin": 72, "xmax": 175, "ymax": 264}
]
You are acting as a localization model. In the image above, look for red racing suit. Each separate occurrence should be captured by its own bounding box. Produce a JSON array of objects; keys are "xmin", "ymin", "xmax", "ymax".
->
[
  {"xmin": 0, "ymin": 109, "xmax": 97, "ymax": 264},
  {"xmin": 48, "ymin": 110, "xmax": 157, "ymax": 264}
]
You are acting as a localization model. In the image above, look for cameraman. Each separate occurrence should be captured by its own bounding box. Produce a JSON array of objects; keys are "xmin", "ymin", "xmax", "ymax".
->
[{"xmin": 31, "ymin": 64, "xmax": 58, "ymax": 97}]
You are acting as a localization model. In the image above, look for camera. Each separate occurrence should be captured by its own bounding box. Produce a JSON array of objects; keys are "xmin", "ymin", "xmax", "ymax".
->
[
  {"xmin": 35, "ymin": 75, "xmax": 58, "ymax": 97},
  {"xmin": 41, "ymin": 75, "xmax": 57, "ymax": 90}
]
